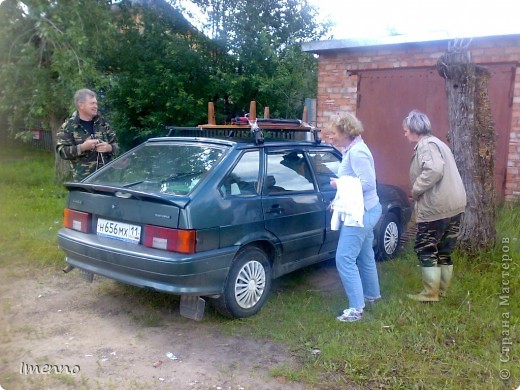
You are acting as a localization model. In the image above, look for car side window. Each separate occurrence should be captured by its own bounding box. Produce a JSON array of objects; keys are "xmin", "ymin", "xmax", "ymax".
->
[
  {"xmin": 265, "ymin": 151, "xmax": 314, "ymax": 194},
  {"xmin": 308, "ymin": 151, "xmax": 341, "ymax": 192},
  {"xmin": 220, "ymin": 151, "xmax": 260, "ymax": 197}
]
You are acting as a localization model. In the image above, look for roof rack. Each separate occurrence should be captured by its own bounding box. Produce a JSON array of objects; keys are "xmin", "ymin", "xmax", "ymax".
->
[{"xmin": 166, "ymin": 101, "xmax": 321, "ymax": 145}]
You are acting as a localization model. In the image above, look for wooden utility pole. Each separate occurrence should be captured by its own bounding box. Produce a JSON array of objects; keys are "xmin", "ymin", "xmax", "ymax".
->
[{"xmin": 436, "ymin": 39, "xmax": 496, "ymax": 253}]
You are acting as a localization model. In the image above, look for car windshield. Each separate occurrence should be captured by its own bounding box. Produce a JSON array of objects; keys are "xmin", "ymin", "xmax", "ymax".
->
[{"xmin": 86, "ymin": 142, "xmax": 227, "ymax": 195}]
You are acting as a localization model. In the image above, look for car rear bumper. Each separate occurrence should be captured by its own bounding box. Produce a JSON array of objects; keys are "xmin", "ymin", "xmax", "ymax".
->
[{"xmin": 58, "ymin": 228, "xmax": 237, "ymax": 296}]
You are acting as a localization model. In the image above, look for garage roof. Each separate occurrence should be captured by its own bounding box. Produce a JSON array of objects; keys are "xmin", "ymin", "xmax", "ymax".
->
[{"xmin": 301, "ymin": 32, "xmax": 520, "ymax": 53}]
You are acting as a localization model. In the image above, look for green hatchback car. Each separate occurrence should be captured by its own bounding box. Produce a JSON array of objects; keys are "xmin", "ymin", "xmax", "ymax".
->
[{"xmin": 58, "ymin": 125, "xmax": 411, "ymax": 319}]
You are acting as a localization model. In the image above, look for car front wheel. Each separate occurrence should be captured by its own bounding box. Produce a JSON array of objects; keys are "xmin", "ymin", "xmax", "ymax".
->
[
  {"xmin": 211, "ymin": 246, "xmax": 272, "ymax": 319},
  {"xmin": 376, "ymin": 211, "xmax": 401, "ymax": 260}
]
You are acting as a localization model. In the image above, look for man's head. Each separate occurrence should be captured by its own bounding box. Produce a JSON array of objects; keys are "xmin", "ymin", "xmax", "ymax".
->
[{"xmin": 74, "ymin": 89, "xmax": 98, "ymax": 121}]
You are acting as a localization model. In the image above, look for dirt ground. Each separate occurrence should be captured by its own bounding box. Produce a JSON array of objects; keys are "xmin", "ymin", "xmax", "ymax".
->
[{"xmin": 0, "ymin": 260, "xmax": 343, "ymax": 390}]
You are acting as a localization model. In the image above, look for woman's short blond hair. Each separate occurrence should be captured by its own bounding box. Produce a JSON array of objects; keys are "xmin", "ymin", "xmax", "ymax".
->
[{"xmin": 329, "ymin": 113, "xmax": 364, "ymax": 138}]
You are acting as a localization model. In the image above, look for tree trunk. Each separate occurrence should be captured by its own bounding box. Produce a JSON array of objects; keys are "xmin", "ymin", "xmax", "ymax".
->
[{"xmin": 436, "ymin": 41, "xmax": 496, "ymax": 253}]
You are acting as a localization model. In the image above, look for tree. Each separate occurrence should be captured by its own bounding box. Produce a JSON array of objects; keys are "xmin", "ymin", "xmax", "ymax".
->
[
  {"xmin": 436, "ymin": 39, "xmax": 496, "ymax": 253},
  {"xmin": 0, "ymin": 0, "xmax": 115, "ymax": 179},
  {"xmin": 188, "ymin": 0, "xmax": 329, "ymax": 119},
  {"xmin": 103, "ymin": 1, "xmax": 221, "ymax": 149},
  {"xmin": 1, "ymin": 0, "xmax": 330, "ymax": 162}
]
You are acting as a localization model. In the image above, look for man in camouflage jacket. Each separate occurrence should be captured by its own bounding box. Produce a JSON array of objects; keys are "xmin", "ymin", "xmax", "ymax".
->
[{"xmin": 56, "ymin": 89, "xmax": 119, "ymax": 181}]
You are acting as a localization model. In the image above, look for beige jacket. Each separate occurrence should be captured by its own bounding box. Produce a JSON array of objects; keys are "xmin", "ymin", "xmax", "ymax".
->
[{"xmin": 410, "ymin": 135, "xmax": 467, "ymax": 223}]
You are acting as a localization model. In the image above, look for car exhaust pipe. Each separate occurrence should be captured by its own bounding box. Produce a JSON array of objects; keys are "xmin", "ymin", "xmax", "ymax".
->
[{"xmin": 62, "ymin": 264, "xmax": 75, "ymax": 273}]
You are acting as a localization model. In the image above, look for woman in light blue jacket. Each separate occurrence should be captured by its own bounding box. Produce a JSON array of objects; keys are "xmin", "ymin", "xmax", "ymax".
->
[{"xmin": 329, "ymin": 113, "xmax": 382, "ymax": 322}]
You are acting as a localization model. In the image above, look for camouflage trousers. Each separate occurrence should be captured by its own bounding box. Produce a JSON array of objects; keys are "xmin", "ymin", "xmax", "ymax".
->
[{"xmin": 414, "ymin": 213, "xmax": 463, "ymax": 267}]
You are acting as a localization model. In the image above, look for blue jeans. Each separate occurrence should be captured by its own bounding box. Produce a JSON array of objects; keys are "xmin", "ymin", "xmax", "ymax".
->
[{"xmin": 335, "ymin": 203, "xmax": 382, "ymax": 310}]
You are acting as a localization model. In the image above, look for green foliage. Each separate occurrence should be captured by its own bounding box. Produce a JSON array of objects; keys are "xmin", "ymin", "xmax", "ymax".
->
[
  {"xmin": 192, "ymin": 0, "xmax": 327, "ymax": 119},
  {"xmin": 1, "ymin": 0, "xmax": 328, "ymax": 154},
  {"xmin": 0, "ymin": 0, "xmax": 115, "ymax": 135},
  {"xmin": 103, "ymin": 0, "xmax": 327, "ymax": 150},
  {"xmin": 103, "ymin": 2, "xmax": 219, "ymax": 149}
]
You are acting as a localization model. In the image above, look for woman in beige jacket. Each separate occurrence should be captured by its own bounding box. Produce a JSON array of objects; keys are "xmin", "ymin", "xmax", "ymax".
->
[{"xmin": 403, "ymin": 110, "xmax": 467, "ymax": 301}]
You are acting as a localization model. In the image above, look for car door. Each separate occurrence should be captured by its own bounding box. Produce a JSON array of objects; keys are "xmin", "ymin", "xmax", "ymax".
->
[
  {"xmin": 262, "ymin": 148, "xmax": 324, "ymax": 267},
  {"xmin": 216, "ymin": 150, "xmax": 265, "ymax": 248},
  {"xmin": 307, "ymin": 149, "xmax": 342, "ymax": 255}
]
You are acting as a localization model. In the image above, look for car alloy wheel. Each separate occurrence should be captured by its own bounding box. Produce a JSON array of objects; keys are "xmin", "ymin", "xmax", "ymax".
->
[
  {"xmin": 235, "ymin": 259, "xmax": 267, "ymax": 309},
  {"xmin": 377, "ymin": 212, "xmax": 401, "ymax": 260},
  {"xmin": 211, "ymin": 246, "xmax": 272, "ymax": 318},
  {"xmin": 384, "ymin": 220, "xmax": 399, "ymax": 254}
]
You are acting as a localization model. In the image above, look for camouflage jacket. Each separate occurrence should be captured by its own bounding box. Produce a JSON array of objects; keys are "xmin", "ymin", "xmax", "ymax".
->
[{"xmin": 56, "ymin": 112, "xmax": 119, "ymax": 181}]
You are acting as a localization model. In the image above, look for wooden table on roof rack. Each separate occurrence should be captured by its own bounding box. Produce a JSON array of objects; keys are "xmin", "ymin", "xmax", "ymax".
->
[
  {"xmin": 204, "ymin": 100, "xmax": 312, "ymax": 127},
  {"xmin": 192, "ymin": 100, "xmax": 321, "ymax": 143}
]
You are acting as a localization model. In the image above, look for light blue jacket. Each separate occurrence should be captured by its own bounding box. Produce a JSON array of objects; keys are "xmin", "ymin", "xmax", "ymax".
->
[{"xmin": 337, "ymin": 136, "xmax": 380, "ymax": 210}]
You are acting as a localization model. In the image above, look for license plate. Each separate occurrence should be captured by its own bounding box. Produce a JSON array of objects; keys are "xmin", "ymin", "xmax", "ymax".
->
[{"xmin": 96, "ymin": 218, "xmax": 141, "ymax": 244}]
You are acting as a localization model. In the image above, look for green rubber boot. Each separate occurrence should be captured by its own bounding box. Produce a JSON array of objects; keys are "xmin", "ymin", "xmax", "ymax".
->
[
  {"xmin": 408, "ymin": 266, "xmax": 441, "ymax": 302},
  {"xmin": 439, "ymin": 264, "xmax": 453, "ymax": 297}
]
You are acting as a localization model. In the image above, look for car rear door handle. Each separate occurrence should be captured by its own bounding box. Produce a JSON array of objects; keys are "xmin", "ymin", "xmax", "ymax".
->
[{"xmin": 267, "ymin": 204, "xmax": 284, "ymax": 214}]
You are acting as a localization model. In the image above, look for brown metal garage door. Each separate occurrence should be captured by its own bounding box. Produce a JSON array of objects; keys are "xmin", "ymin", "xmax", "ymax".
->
[{"xmin": 356, "ymin": 64, "xmax": 514, "ymax": 200}]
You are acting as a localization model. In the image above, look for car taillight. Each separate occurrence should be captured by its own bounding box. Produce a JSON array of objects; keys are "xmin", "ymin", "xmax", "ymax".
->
[
  {"xmin": 63, "ymin": 208, "xmax": 91, "ymax": 233},
  {"xmin": 143, "ymin": 225, "xmax": 196, "ymax": 254}
]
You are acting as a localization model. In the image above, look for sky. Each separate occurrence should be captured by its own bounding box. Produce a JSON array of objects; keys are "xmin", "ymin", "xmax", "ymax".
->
[
  {"xmin": 311, "ymin": 0, "xmax": 520, "ymax": 40},
  {"xmin": 2, "ymin": 0, "xmax": 517, "ymax": 41}
]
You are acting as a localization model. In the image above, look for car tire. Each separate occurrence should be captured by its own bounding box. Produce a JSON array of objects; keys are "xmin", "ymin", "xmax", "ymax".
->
[
  {"xmin": 376, "ymin": 211, "xmax": 401, "ymax": 260},
  {"xmin": 211, "ymin": 246, "xmax": 272, "ymax": 319}
]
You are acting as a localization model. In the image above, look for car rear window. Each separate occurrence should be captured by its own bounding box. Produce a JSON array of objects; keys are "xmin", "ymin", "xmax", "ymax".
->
[{"xmin": 86, "ymin": 142, "xmax": 227, "ymax": 195}]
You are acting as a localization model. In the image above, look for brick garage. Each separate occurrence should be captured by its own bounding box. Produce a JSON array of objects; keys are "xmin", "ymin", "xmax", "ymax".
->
[{"xmin": 302, "ymin": 34, "xmax": 520, "ymax": 202}]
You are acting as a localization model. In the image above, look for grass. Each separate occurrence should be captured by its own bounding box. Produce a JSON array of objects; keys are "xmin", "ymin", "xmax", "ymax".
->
[
  {"xmin": 0, "ymin": 145, "xmax": 67, "ymax": 267},
  {"xmin": 0, "ymin": 144, "xmax": 518, "ymax": 389}
]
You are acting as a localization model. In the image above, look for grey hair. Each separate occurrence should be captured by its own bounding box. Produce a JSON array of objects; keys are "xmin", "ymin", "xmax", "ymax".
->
[
  {"xmin": 403, "ymin": 110, "xmax": 432, "ymax": 136},
  {"xmin": 74, "ymin": 88, "xmax": 96, "ymax": 107}
]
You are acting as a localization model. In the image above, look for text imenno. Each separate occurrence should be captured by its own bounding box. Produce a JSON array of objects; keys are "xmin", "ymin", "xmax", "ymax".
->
[{"xmin": 20, "ymin": 362, "xmax": 80, "ymax": 375}]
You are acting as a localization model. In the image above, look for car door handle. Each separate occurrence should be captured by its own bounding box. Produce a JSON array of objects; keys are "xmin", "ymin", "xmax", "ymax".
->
[{"xmin": 267, "ymin": 205, "xmax": 284, "ymax": 214}]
